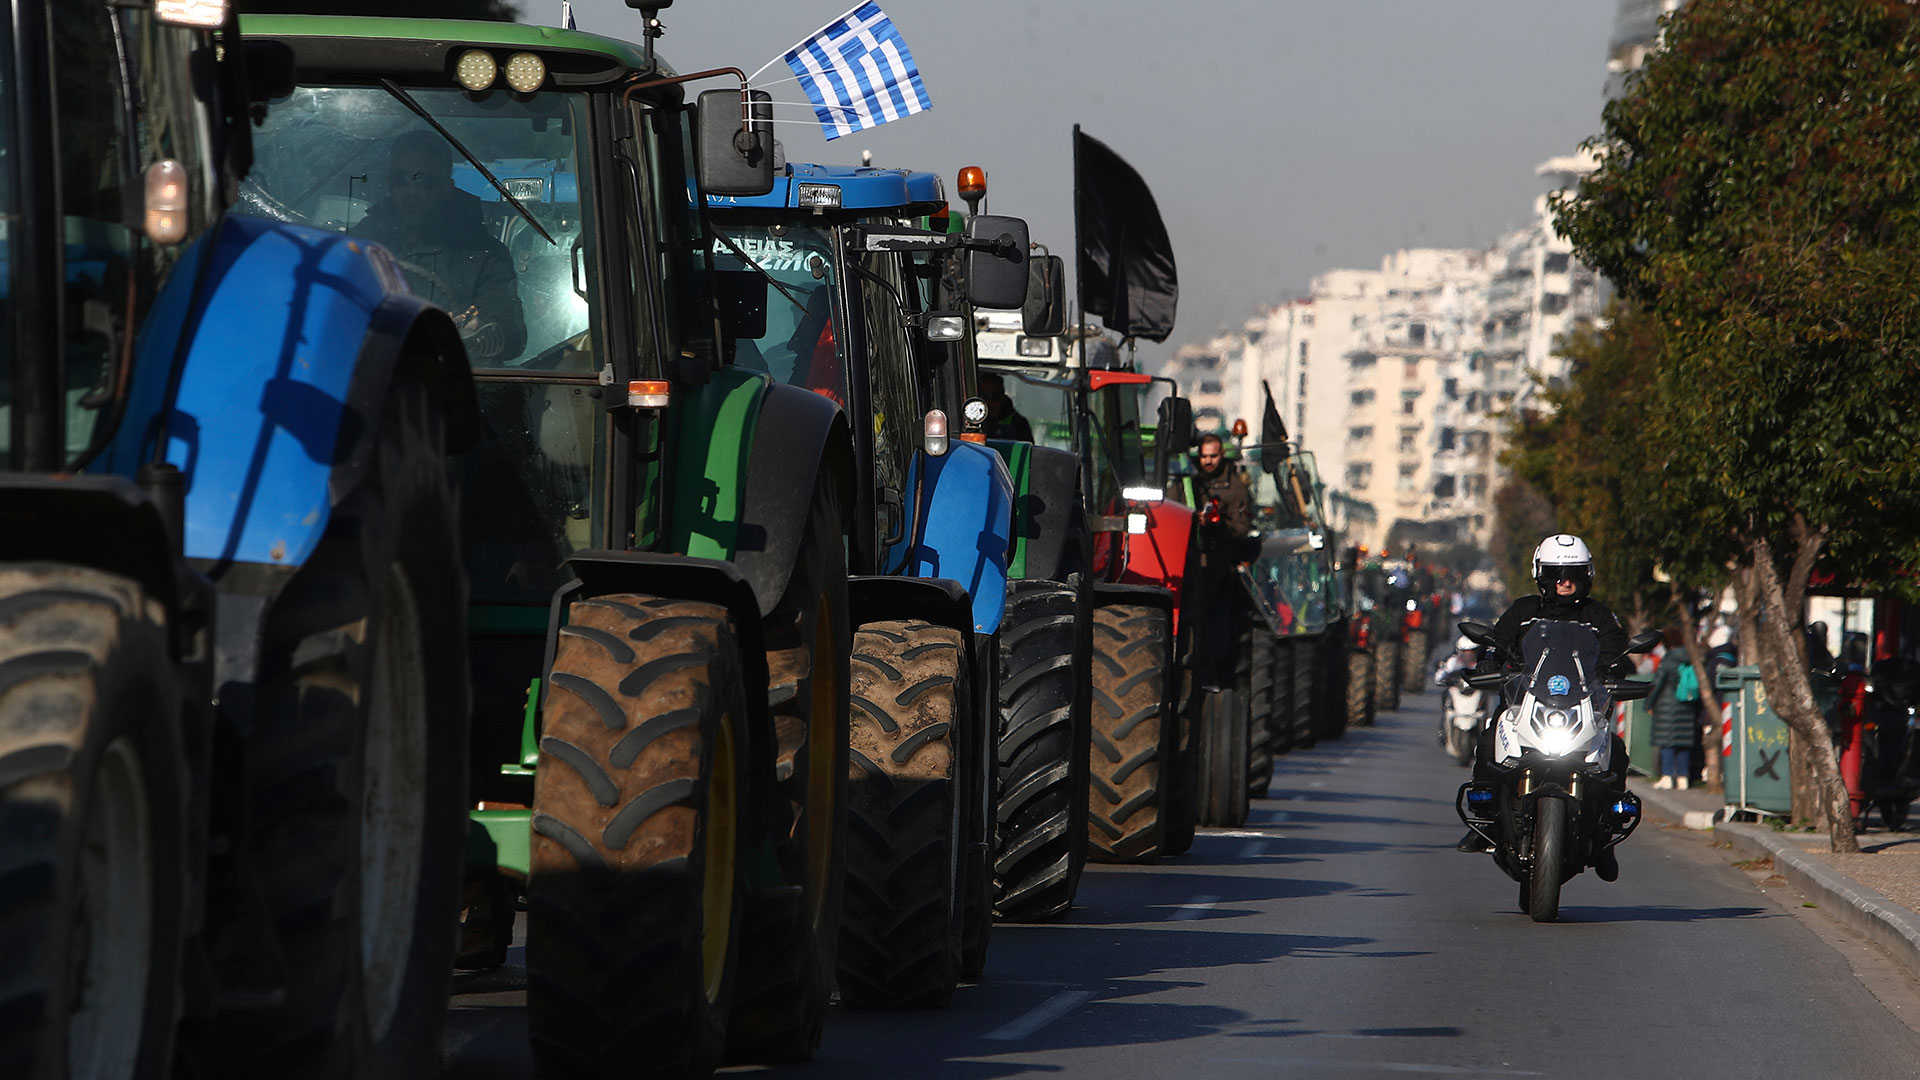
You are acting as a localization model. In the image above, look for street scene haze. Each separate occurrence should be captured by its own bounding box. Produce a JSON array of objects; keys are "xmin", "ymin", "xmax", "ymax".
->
[{"xmin": 7, "ymin": 2, "xmax": 1920, "ymax": 1080}]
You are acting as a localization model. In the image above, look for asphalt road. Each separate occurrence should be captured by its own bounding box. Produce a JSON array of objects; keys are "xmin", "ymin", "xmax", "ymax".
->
[{"xmin": 443, "ymin": 689, "xmax": 1920, "ymax": 1079}]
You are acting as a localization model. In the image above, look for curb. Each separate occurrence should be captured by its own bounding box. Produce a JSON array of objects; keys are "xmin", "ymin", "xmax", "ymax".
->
[
  {"xmin": 1635, "ymin": 785, "xmax": 1722, "ymax": 831},
  {"xmin": 1717, "ymin": 823, "xmax": 1920, "ymax": 984}
]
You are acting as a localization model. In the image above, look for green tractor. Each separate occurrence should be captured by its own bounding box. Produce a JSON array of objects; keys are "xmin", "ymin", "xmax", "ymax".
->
[{"xmin": 244, "ymin": 14, "xmax": 858, "ymax": 1074}]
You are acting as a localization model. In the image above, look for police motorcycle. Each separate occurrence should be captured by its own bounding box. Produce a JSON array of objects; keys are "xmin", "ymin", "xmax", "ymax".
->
[
  {"xmin": 1435, "ymin": 635, "xmax": 1493, "ymax": 767},
  {"xmin": 1454, "ymin": 619, "xmax": 1660, "ymax": 922}
]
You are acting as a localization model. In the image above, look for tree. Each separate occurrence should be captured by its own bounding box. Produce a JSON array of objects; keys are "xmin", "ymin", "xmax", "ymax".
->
[{"xmin": 1554, "ymin": 0, "xmax": 1920, "ymax": 852}]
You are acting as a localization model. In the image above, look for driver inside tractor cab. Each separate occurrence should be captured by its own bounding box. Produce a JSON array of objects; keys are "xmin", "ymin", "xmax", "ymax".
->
[
  {"xmin": 357, "ymin": 131, "xmax": 526, "ymax": 364},
  {"xmin": 977, "ymin": 372, "xmax": 1033, "ymax": 442}
]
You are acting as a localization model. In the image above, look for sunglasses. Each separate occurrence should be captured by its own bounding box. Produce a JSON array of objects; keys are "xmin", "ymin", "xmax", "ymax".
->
[{"xmin": 1539, "ymin": 566, "xmax": 1591, "ymax": 584}]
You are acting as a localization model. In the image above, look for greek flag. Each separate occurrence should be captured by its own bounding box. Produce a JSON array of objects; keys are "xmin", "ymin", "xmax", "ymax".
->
[{"xmin": 782, "ymin": 3, "xmax": 931, "ymax": 141}]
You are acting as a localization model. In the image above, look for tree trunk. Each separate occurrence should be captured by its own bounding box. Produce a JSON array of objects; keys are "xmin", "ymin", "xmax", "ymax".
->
[
  {"xmin": 1733, "ymin": 566, "xmax": 1762, "ymax": 668},
  {"xmin": 1670, "ymin": 583, "xmax": 1724, "ymax": 793},
  {"xmin": 1746, "ymin": 526, "xmax": 1856, "ymax": 853}
]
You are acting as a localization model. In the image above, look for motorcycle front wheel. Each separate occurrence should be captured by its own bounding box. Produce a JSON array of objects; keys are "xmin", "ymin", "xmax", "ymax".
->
[{"xmin": 1528, "ymin": 798, "xmax": 1567, "ymax": 922}]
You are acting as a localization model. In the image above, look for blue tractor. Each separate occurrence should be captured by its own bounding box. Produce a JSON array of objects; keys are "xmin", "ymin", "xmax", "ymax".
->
[
  {"xmin": 708, "ymin": 163, "xmax": 1030, "ymax": 1000},
  {"xmin": 0, "ymin": 3, "xmax": 477, "ymax": 1078}
]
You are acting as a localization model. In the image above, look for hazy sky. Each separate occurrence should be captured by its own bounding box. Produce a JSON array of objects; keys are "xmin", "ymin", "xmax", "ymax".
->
[{"xmin": 556, "ymin": 0, "xmax": 1618, "ymax": 364}]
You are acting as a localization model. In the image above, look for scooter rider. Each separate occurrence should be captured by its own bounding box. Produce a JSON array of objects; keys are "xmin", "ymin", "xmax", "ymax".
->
[
  {"xmin": 1434, "ymin": 635, "xmax": 1481, "ymax": 688},
  {"xmin": 1456, "ymin": 534, "xmax": 1632, "ymax": 881}
]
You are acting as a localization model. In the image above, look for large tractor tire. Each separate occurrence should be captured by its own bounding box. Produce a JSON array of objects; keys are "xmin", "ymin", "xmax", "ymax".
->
[
  {"xmin": 527, "ymin": 597, "xmax": 748, "ymax": 1079},
  {"xmin": 725, "ymin": 481, "xmax": 848, "ymax": 1064},
  {"xmin": 1347, "ymin": 649, "xmax": 1376, "ymax": 728},
  {"xmin": 1161, "ymin": 671, "xmax": 1198, "ymax": 857},
  {"xmin": 0, "ymin": 566, "xmax": 187, "ymax": 1080},
  {"xmin": 1244, "ymin": 632, "xmax": 1273, "ymax": 804},
  {"xmin": 1194, "ymin": 688, "xmax": 1250, "ymax": 827},
  {"xmin": 199, "ymin": 372, "xmax": 469, "ymax": 1080},
  {"xmin": 993, "ymin": 583, "xmax": 1085, "ymax": 919},
  {"xmin": 1268, "ymin": 639, "xmax": 1296, "ymax": 757},
  {"xmin": 1318, "ymin": 636, "xmax": 1349, "ymax": 742},
  {"xmin": 1376, "ymin": 636, "xmax": 1402, "ymax": 712},
  {"xmin": 1400, "ymin": 628, "xmax": 1430, "ymax": 695},
  {"xmin": 840, "ymin": 620, "xmax": 964, "ymax": 1007},
  {"xmin": 1087, "ymin": 602, "xmax": 1171, "ymax": 864},
  {"xmin": 1289, "ymin": 638, "xmax": 1318, "ymax": 751}
]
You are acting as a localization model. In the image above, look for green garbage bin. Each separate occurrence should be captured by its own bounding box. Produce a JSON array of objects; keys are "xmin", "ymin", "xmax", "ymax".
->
[
  {"xmin": 1619, "ymin": 673, "xmax": 1655, "ymax": 777},
  {"xmin": 1717, "ymin": 665, "xmax": 1792, "ymax": 815}
]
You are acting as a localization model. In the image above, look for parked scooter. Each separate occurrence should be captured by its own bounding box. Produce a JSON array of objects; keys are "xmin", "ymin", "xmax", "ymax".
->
[
  {"xmin": 1852, "ymin": 658, "xmax": 1920, "ymax": 832},
  {"xmin": 1455, "ymin": 619, "xmax": 1659, "ymax": 922}
]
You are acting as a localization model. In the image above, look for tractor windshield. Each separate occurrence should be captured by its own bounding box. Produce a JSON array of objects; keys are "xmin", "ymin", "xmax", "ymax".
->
[
  {"xmin": 238, "ymin": 84, "xmax": 601, "ymax": 375},
  {"xmin": 708, "ymin": 218, "xmax": 844, "ymax": 402}
]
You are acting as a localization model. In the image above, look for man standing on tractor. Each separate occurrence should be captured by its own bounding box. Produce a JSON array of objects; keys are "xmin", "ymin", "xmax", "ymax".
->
[{"xmin": 1194, "ymin": 432, "xmax": 1253, "ymax": 691}]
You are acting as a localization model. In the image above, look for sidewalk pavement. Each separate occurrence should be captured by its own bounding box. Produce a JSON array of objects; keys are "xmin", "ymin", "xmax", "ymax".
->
[{"xmin": 1639, "ymin": 782, "xmax": 1920, "ymax": 984}]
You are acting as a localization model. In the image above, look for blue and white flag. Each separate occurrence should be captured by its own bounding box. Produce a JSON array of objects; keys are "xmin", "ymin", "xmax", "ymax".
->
[{"xmin": 781, "ymin": 3, "xmax": 931, "ymax": 141}]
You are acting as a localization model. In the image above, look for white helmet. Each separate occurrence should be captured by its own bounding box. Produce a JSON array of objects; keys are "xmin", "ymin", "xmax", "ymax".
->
[{"xmin": 1531, "ymin": 533, "xmax": 1594, "ymax": 600}]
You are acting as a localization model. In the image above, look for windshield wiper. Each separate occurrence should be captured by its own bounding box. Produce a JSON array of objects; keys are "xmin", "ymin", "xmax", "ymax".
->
[
  {"xmin": 378, "ymin": 78, "xmax": 556, "ymax": 247},
  {"xmin": 711, "ymin": 227, "xmax": 811, "ymax": 315}
]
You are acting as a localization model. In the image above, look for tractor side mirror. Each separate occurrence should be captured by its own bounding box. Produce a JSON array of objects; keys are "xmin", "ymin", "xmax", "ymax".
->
[
  {"xmin": 1152, "ymin": 395, "xmax": 1192, "ymax": 492},
  {"xmin": 695, "ymin": 88, "xmax": 772, "ymax": 197},
  {"xmin": 1022, "ymin": 254, "xmax": 1066, "ymax": 337},
  {"xmin": 964, "ymin": 214, "xmax": 1029, "ymax": 310}
]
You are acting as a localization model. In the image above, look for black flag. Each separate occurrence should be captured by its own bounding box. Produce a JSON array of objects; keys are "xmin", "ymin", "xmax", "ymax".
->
[
  {"xmin": 1074, "ymin": 127, "xmax": 1178, "ymax": 342},
  {"xmin": 1260, "ymin": 380, "xmax": 1290, "ymax": 477}
]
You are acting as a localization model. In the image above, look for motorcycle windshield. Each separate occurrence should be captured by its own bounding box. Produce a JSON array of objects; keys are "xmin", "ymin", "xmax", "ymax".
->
[{"xmin": 1519, "ymin": 621, "xmax": 1601, "ymax": 709}]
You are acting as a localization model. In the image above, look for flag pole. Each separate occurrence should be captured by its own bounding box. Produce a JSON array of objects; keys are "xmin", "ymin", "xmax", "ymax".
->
[{"xmin": 1073, "ymin": 123, "xmax": 1085, "ymax": 368}]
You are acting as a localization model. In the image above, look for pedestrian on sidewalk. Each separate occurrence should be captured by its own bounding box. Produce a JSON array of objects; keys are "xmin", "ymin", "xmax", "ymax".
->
[{"xmin": 1648, "ymin": 625, "xmax": 1700, "ymax": 789}]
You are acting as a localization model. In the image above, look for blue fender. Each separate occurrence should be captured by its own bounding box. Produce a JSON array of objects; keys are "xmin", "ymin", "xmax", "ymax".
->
[
  {"xmin": 897, "ymin": 441, "xmax": 1013, "ymax": 635},
  {"xmin": 98, "ymin": 214, "xmax": 468, "ymax": 569}
]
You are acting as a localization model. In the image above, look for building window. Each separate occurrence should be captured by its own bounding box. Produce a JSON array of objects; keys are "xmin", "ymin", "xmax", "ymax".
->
[
  {"xmin": 1396, "ymin": 465, "xmax": 1417, "ymax": 492},
  {"xmin": 1350, "ymin": 389, "xmax": 1375, "ymax": 407},
  {"xmin": 1401, "ymin": 396, "xmax": 1417, "ymax": 417},
  {"xmin": 1301, "ymin": 312, "xmax": 1315, "ymax": 327},
  {"xmin": 1348, "ymin": 425, "xmax": 1373, "ymax": 443},
  {"xmin": 1347, "ymin": 462, "xmax": 1372, "ymax": 490},
  {"xmin": 1540, "ymin": 293, "xmax": 1569, "ymax": 315},
  {"xmin": 1439, "ymin": 427, "xmax": 1456, "ymax": 451},
  {"xmin": 1399, "ymin": 428, "xmax": 1418, "ymax": 453},
  {"xmin": 1403, "ymin": 358, "xmax": 1419, "ymax": 381},
  {"xmin": 1443, "ymin": 378, "xmax": 1458, "ymax": 400},
  {"xmin": 1408, "ymin": 322, "xmax": 1426, "ymax": 346},
  {"xmin": 1298, "ymin": 341, "xmax": 1309, "ymax": 363},
  {"xmin": 1297, "ymin": 372, "xmax": 1307, "ymax": 396},
  {"xmin": 1433, "ymin": 475, "xmax": 1456, "ymax": 498},
  {"xmin": 1544, "ymin": 252, "xmax": 1571, "ymax": 274},
  {"xmin": 1200, "ymin": 380, "xmax": 1222, "ymax": 395}
]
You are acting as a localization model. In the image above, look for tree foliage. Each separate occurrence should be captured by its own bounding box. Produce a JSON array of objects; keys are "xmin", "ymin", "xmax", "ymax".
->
[{"xmin": 1550, "ymin": 0, "xmax": 1920, "ymax": 850}]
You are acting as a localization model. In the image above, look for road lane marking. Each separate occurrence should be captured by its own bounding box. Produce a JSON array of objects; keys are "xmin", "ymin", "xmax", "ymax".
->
[
  {"xmin": 1238, "ymin": 840, "xmax": 1267, "ymax": 858},
  {"xmin": 1169, "ymin": 895, "xmax": 1221, "ymax": 920},
  {"xmin": 1308, "ymin": 779, "xmax": 1325, "ymax": 788},
  {"xmin": 980, "ymin": 989, "xmax": 1095, "ymax": 1041},
  {"xmin": 1203, "ymin": 828, "xmax": 1285, "ymax": 838},
  {"xmin": 1339, "ymin": 756, "xmax": 1354, "ymax": 765}
]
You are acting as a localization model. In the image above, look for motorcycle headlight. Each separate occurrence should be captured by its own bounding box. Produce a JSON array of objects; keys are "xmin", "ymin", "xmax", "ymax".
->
[{"xmin": 1544, "ymin": 708, "xmax": 1570, "ymax": 728}]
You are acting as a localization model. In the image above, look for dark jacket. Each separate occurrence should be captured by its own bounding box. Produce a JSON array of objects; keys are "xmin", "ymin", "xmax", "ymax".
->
[
  {"xmin": 358, "ymin": 188, "xmax": 526, "ymax": 363},
  {"xmin": 1490, "ymin": 593, "xmax": 1628, "ymax": 669},
  {"xmin": 1647, "ymin": 646, "xmax": 1700, "ymax": 748},
  {"xmin": 1195, "ymin": 462, "xmax": 1253, "ymax": 572}
]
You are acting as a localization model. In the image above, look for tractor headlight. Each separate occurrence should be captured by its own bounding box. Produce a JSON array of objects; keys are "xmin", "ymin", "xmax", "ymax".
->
[
  {"xmin": 456, "ymin": 49, "xmax": 498, "ymax": 92},
  {"xmin": 503, "ymin": 52, "xmax": 547, "ymax": 93}
]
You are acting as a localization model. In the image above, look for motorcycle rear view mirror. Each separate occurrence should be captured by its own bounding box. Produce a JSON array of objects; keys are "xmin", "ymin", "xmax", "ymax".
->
[
  {"xmin": 1608, "ymin": 679, "xmax": 1653, "ymax": 701},
  {"xmin": 1457, "ymin": 621, "xmax": 1496, "ymax": 648},
  {"xmin": 1465, "ymin": 671, "xmax": 1507, "ymax": 691},
  {"xmin": 1625, "ymin": 630, "xmax": 1663, "ymax": 654}
]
